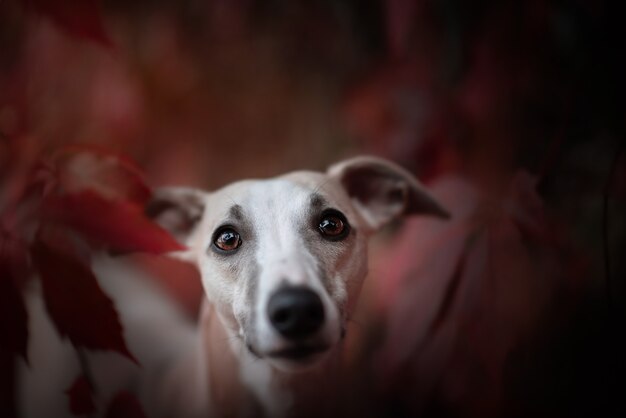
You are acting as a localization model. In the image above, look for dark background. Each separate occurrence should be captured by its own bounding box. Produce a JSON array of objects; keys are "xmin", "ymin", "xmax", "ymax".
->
[{"xmin": 1, "ymin": 1, "xmax": 625, "ymax": 417}]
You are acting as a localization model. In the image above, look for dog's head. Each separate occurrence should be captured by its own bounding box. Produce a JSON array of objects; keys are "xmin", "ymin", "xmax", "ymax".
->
[{"xmin": 148, "ymin": 157, "xmax": 447, "ymax": 371}]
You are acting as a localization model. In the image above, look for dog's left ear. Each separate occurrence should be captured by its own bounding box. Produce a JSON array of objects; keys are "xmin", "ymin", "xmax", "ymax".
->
[
  {"xmin": 328, "ymin": 156, "xmax": 449, "ymax": 232},
  {"xmin": 145, "ymin": 187, "xmax": 207, "ymax": 262}
]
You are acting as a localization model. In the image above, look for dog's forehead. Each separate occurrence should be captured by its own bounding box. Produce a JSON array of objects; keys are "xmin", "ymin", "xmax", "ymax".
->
[
  {"xmin": 204, "ymin": 171, "xmax": 348, "ymax": 223},
  {"xmin": 234, "ymin": 179, "xmax": 311, "ymax": 212}
]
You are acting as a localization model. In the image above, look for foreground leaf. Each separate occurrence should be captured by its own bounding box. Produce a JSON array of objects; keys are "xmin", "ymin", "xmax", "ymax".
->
[
  {"xmin": 31, "ymin": 229, "xmax": 135, "ymax": 361},
  {"xmin": 105, "ymin": 392, "xmax": 147, "ymax": 418},
  {"xmin": 51, "ymin": 146, "xmax": 152, "ymax": 206},
  {"xmin": 0, "ymin": 234, "xmax": 29, "ymax": 361},
  {"xmin": 22, "ymin": 0, "xmax": 112, "ymax": 46},
  {"xmin": 65, "ymin": 375, "xmax": 95, "ymax": 416},
  {"xmin": 376, "ymin": 172, "xmax": 582, "ymax": 415},
  {"xmin": 41, "ymin": 191, "xmax": 185, "ymax": 254},
  {"xmin": 0, "ymin": 276, "xmax": 28, "ymax": 361}
]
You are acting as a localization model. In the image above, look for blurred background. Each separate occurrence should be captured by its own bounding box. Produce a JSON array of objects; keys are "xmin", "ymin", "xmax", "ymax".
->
[{"xmin": 1, "ymin": 0, "xmax": 625, "ymax": 417}]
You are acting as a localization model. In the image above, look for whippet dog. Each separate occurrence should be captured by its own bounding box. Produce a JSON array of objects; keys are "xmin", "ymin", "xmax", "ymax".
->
[{"xmin": 19, "ymin": 156, "xmax": 447, "ymax": 418}]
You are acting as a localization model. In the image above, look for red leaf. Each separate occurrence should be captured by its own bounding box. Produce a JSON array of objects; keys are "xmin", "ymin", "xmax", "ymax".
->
[
  {"xmin": 375, "ymin": 174, "xmax": 584, "ymax": 415},
  {"xmin": 31, "ymin": 228, "xmax": 136, "ymax": 361},
  {"xmin": 32, "ymin": 147, "xmax": 183, "ymax": 254},
  {"xmin": 0, "ymin": 352, "xmax": 17, "ymax": 418},
  {"xmin": 105, "ymin": 392, "xmax": 147, "ymax": 418},
  {"xmin": 0, "ymin": 276, "xmax": 28, "ymax": 361},
  {"xmin": 0, "ymin": 233, "xmax": 29, "ymax": 361},
  {"xmin": 41, "ymin": 191, "xmax": 185, "ymax": 254},
  {"xmin": 22, "ymin": 0, "xmax": 112, "ymax": 46},
  {"xmin": 51, "ymin": 146, "xmax": 152, "ymax": 206},
  {"xmin": 385, "ymin": 0, "xmax": 422, "ymax": 58},
  {"xmin": 65, "ymin": 375, "xmax": 95, "ymax": 416}
]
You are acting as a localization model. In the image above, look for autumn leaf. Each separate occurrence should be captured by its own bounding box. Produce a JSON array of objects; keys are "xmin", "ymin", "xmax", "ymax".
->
[
  {"xmin": 375, "ymin": 172, "xmax": 583, "ymax": 415},
  {"xmin": 0, "ymin": 233, "xmax": 29, "ymax": 361},
  {"xmin": 385, "ymin": 0, "xmax": 421, "ymax": 58},
  {"xmin": 0, "ymin": 352, "xmax": 17, "ymax": 418},
  {"xmin": 0, "ymin": 275, "xmax": 28, "ymax": 361},
  {"xmin": 30, "ymin": 146, "xmax": 185, "ymax": 254},
  {"xmin": 47, "ymin": 146, "xmax": 152, "ymax": 206},
  {"xmin": 65, "ymin": 375, "xmax": 96, "ymax": 416},
  {"xmin": 41, "ymin": 191, "xmax": 185, "ymax": 254},
  {"xmin": 31, "ymin": 227, "xmax": 136, "ymax": 362},
  {"xmin": 105, "ymin": 391, "xmax": 147, "ymax": 418},
  {"xmin": 21, "ymin": 0, "xmax": 112, "ymax": 46}
]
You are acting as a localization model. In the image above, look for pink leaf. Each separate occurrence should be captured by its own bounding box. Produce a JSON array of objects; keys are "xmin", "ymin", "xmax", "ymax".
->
[{"xmin": 375, "ymin": 173, "xmax": 582, "ymax": 415}]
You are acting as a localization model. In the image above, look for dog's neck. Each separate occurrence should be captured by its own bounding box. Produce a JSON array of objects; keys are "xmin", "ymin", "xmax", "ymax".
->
[{"xmin": 198, "ymin": 299, "xmax": 344, "ymax": 418}]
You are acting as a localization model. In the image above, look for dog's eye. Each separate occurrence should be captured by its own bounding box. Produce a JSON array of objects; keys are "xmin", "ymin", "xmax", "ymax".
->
[
  {"xmin": 318, "ymin": 210, "xmax": 349, "ymax": 240},
  {"xmin": 213, "ymin": 228, "xmax": 242, "ymax": 252}
]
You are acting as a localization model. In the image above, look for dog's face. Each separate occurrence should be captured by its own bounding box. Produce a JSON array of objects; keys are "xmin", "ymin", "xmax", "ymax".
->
[{"xmin": 148, "ymin": 157, "xmax": 447, "ymax": 371}]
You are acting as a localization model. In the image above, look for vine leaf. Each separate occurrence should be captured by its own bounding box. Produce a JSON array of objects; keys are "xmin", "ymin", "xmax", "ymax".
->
[
  {"xmin": 21, "ymin": 0, "xmax": 112, "ymax": 46},
  {"xmin": 41, "ymin": 191, "xmax": 185, "ymax": 254},
  {"xmin": 0, "ymin": 234, "xmax": 29, "ymax": 361},
  {"xmin": 65, "ymin": 375, "xmax": 96, "ymax": 416},
  {"xmin": 31, "ymin": 227, "xmax": 136, "ymax": 362},
  {"xmin": 33, "ymin": 146, "xmax": 186, "ymax": 254},
  {"xmin": 105, "ymin": 391, "xmax": 147, "ymax": 418},
  {"xmin": 49, "ymin": 146, "xmax": 152, "ymax": 206},
  {"xmin": 377, "ymin": 172, "xmax": 582, "ymax": 414}
]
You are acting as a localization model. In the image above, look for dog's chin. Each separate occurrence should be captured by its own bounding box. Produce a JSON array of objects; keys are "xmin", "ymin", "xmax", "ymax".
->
[{"xmin": 262, "ymin": 345, "xmax": 332, "ymax": 372}]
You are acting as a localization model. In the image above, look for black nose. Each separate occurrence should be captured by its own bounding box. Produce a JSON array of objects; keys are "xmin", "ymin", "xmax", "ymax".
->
[{"xmin": 267, "ymin": 287, "xmax": 325, "ymax": 340}]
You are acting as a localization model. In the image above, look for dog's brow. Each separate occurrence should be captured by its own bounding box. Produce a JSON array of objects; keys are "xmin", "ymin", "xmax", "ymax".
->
[
  {"xmin": 310, "ymin": 193, "xmax": 327, "ymax": 210},
  {"xmin": 229, "ymin": 204, "xmax": 244, "ymax": 221}
]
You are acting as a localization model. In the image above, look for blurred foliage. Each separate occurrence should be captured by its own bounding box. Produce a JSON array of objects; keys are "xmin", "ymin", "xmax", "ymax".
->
[{"xmin": 1, "ymin": 0, "xmax": 625, "ymax": 417}]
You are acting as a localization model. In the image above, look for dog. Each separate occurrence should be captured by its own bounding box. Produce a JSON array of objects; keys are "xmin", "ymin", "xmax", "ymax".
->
[{"xmin": 18, "ymin": 156, "xmax": 448, "ymax": 418}]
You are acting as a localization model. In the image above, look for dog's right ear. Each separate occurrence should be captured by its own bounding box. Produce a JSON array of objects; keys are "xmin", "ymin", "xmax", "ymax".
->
[{"xmin": 145, "ymin": 187, "xmax": 207, "ymax": 262}]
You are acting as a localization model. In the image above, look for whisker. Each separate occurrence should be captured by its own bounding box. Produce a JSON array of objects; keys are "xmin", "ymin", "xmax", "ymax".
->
[
  {"xmin": 311, "ymin": 177, "xmax": 334, "ymax": 196},
  {"xmin": 223, "ymin": 192, "xmax": 240, "ymax": 209}
]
